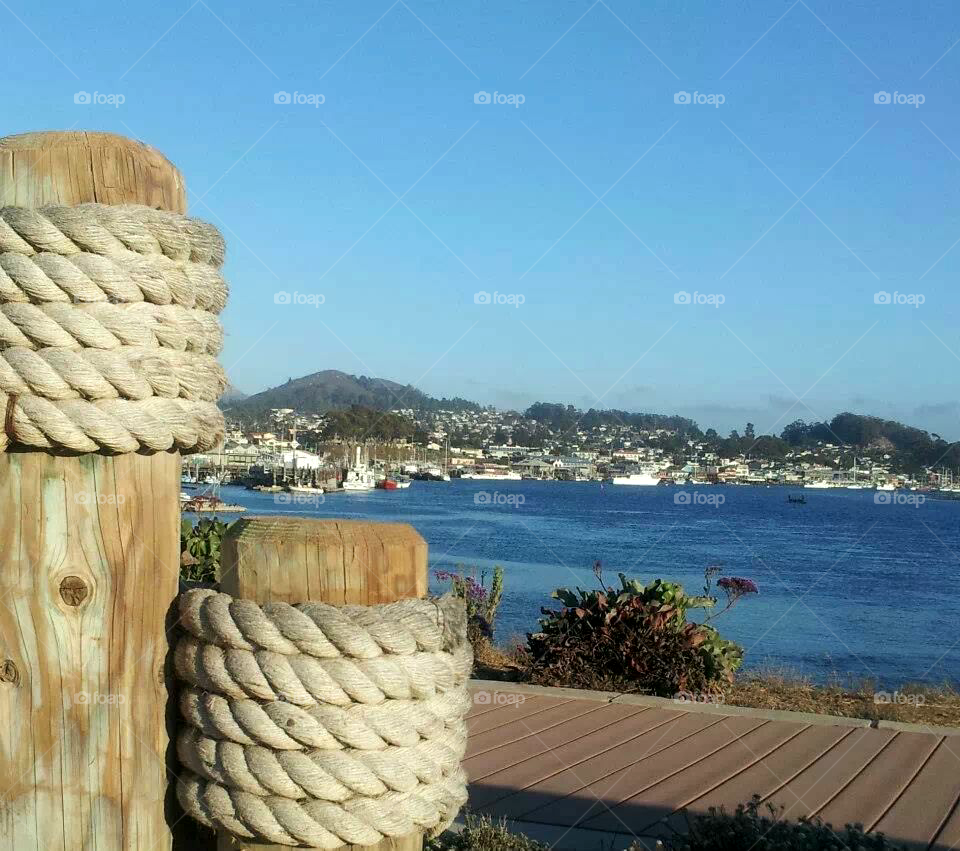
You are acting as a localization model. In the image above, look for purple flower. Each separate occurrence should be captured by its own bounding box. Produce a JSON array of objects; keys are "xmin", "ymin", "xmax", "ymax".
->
[{"xmin": 717, "ymin": 577, "xmax": 758, "ymax": 595}]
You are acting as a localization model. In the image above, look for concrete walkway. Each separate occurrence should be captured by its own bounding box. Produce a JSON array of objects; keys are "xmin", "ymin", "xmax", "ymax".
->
[{"xmin": 464, "ymin": 682, "xmax": 960, "ymax": 850}]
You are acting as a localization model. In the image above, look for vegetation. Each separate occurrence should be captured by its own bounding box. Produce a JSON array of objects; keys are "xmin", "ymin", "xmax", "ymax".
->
[
  {"xmin": 426, "ymin": 815, "xmax": 550, "ymax": 850},
  {"xmin": 320, "ymin": 405, "xmax": 415, "ymax": 441},
  {"xmin": 435, "ymin": 566, "xmax": 505, "ymax": 665},
  {"xmin": 180, "ymin": 518, "xmax": 231, "ymax": 582},
  {"xmin": 521, "ymin": 565, "xmax": 755, "ymax": 697},
  {"xmin": 662, "ymin": 796, "xmax": 907, "ymax": 850},
  {"xmin": 524, "ymin": 402, "xmax": 701, "ymax": 438}
]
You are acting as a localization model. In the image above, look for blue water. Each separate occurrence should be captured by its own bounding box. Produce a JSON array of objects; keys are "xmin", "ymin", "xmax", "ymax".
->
[{"xmin": 209, "ymin": 481, "xmax": 960, "ymax": 688}]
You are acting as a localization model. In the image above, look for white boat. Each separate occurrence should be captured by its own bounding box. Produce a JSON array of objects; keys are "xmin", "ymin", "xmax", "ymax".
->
[
  {"xmin": 876, "ymin": 483, "xmax": 895, "ymax": 491},
  {"xmin": 846, "ymin": 484, "xmax": 865, "ymax": 490},
  {"xmin": 804, "ymin": 480, "xmax": 833, "ymax": 489},
  {"xmin": 342, "ymin": 447, "xmax": 376, "ymax": 491},
  {"xmin": 611, "ymin": 472, "xmax": 661, "ymax": 486},
  {"xmin": 288, "ymin": 484, "xmax": 325, "ymax": 495},
  {"xmin": 461, "ymin": 470, "xmax": 521, "ymax": 481}
]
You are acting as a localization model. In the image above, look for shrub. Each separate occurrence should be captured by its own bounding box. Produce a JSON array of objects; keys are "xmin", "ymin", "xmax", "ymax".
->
[
  {"xmin": 522, "ymin": 564, "xmax": 754, "ymax": 697},
  {"xmin": 662, "ymin": 796, "xmax": 907, "ymax": 850},
  {"xmin": 435, "ymin": 566, "xmax": 504, "ymax": 647},
  {"xmin": 180, "ymin": 518, "xmax": 231, "ymax": 582},
  {"xmin": 425, "ymin": 814, "xmax": 548, "ymax": 850}
]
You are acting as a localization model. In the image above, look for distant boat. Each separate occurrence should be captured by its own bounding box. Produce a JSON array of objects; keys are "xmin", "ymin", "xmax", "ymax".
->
[
  {"xmin": 182, "ymin": 494, "xmax": 247, "ymax": 513},
  {"xmin": 461, "ymin": 470, "xmax": 520, "ymax": 481},
  {"xmin": 804, "ymin": 480, "xmax": 833, "ymax": 489},
  {"xmin": 787, "ymin": 494, "xmax": 807, "ymax": 504},
  {"xmin": 342, "ymin": 447, "xmax": 376, "ymax": 491},
  {"xmin": 376, "ymin": 477, "xmax": 398, "ymax": 491},
  {"xmin": 610, "ymin": 472, "xmax": 660, "ymax": 486},
  {"xmin": 288, "ymin": 484, "xmax": 325, "ymax": 495},
  {"xmin": 876, "ymin": 483, "xmax": 895, "ymax": 491}
]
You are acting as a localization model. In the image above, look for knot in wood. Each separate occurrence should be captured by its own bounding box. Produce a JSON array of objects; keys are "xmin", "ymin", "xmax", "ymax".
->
[
  {"xmin": 59, "ymin": 575, "xmax": 89, "ymax": 607},
  {"xmin": 0, "ymin": 659, "xmax": 20, "ymax": 685}
]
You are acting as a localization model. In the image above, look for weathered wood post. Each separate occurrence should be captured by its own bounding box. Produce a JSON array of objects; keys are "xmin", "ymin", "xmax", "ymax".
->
[
  {"xmin": 216, "ymin": 516, "xmax": 428, "ymax": 851},
  {"xmin": 0, "ymin": 131, "xmax": 187, "ymax": 850}
]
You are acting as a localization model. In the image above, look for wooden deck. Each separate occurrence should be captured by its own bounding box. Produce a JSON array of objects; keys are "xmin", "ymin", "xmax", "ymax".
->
[{"xmin": 464, "ymin": 685, "xmax": 960, "ymax": 850}]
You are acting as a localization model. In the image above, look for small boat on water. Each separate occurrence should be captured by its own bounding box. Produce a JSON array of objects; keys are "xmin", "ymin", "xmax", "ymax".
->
[
  {"xmin": 288, "ymin": 484, "xmax": 325, "ymax": 495},
  {"xmin": 876, "ymin": 483, "xmax": 896, "ymax": 491},
  {"xmin": 804, "ymin": 480, "xmax": 833, "ymax": 489},
  {"xmin": 377, "ymin": 477, "xmax": 398, "ymax": 491},
  {"xmin": 787, "ymin": 494, "xmax": 807, "ymax": 504}
]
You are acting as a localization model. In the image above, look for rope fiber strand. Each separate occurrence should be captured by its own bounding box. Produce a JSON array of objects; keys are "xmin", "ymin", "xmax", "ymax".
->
[
  {"xmin": 0, "ymin": 202, "xmax": 227, "ymax": 453},
  {"xmin": 174, "ymin": 588, "xmax": 472, "ymax": 847}
]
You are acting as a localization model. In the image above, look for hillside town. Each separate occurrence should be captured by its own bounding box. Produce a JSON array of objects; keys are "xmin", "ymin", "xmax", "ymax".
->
[{"xmin": 193, "ymin": 404, "xmax": 960, "ymax": 493}]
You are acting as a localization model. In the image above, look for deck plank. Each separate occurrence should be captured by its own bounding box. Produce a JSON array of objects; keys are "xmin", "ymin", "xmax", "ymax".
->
[
  {"xmin": 583, "ymin": 719, "xmax": 806, "ymax": 832},
  {"xmin": 513, "ymin": 714, "xmax": 765, "ymax": 828},
  {"xmin": 466, "ymin": 695, "xmax": 569, "ymax": 736},
  {"xmin": 466, "ymin": 700, "xmax": 613, "ymax": 764},
  {"xmin": 648, "ymin": 724, "xmax": 854, "ymax": 838},
  {"xmin": 814, "ymin": 731, "xmax": 942, "ymax": 831},
  {"xmin": 872, "ymin": 737, "xmax": 960, "ymax": 849}
]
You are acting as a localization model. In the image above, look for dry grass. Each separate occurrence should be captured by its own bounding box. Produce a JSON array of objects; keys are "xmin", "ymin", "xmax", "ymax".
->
[
  {"xmin": 727, "ymin": 668, "xmax": 960, "ymax": 727},
  {"xmin": 475, "ymin": 646, "xmax": 960, "ymax": 728}
]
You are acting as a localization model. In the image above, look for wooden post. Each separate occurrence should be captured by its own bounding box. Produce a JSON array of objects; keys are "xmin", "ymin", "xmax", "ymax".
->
[
  {"xmin": 0, "ymin": 132, "xmax": 187, "ymax": 851},
  {"xmin": 217, "ymin": 516, "xmax": 428, "ymax": 851}
]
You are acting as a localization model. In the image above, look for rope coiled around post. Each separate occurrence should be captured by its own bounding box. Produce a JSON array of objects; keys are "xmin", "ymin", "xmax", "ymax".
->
[
  {"xmin": 0, "ymin": 203, "xmax": 228, "ymax": 453},
  {"xmin": 174, "ymin": 588, "xmax": 473, "ymax": 847}
]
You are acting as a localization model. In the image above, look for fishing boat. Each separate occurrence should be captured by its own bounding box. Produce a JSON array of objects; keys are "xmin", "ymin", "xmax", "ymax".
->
[
  {"xmin": 376, "ymin": 477, "xmax": 398, "ymax": 491},
  {"xmin": 342, "ymin": 447, "xmax": 376, "ymax": 491}
]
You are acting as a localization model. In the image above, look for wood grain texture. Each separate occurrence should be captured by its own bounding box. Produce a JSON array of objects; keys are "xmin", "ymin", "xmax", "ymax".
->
[
  {"xmin": 0, "ymin": 131, "xmax": 186, "ymax": 212},
  {"xmin": 217, "ymin": 516, "xmax": 427, "ymax": 851},
  {"xmin": 0, "ymin": 130, "xmax": 185, "ymax": 851}
]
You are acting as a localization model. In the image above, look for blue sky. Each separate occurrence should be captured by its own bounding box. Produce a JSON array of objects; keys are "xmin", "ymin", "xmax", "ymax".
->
[{"xmin": 4, "ymin": 0, "xmax": 960, "ymax": 437}]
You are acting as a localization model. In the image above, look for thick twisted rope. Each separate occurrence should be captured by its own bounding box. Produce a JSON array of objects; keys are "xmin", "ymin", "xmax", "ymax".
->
[
  {"xmin": 0, "ymin": 203, "xmax": 227, "ymax": 453},
  {"xmin": 175, "ymin": 589, "xmax": 472, "ymax": 847}
]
